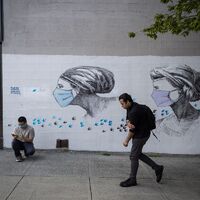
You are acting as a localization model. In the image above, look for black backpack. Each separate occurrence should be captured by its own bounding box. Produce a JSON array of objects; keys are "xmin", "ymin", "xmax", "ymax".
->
[
  {"xmin": 141, "ymin": 105, "xmax": 156, "ymax": 131},
  {"xmin": 142, "ymin": 104, "xmax": 159, "ymax": 140}
]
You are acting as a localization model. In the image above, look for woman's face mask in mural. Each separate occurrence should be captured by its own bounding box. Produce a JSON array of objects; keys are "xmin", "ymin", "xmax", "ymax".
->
[
  {"xmin": 53, "ymin": 79, "xmax": 77, "ymax": 107},
  {"xmin": 151, "ymin": 78, "xmax": 181, "ymax": 107}
]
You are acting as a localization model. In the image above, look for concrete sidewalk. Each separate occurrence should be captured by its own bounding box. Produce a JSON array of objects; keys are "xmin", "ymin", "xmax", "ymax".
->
[{"xmin": 0, "ymin": 149, "xmax": 200, "ymax": 200}]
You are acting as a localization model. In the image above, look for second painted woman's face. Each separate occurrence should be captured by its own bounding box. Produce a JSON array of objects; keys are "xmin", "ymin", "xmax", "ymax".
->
[{"xmin": 151, "ymin": 78, "xmax": 181, "ymax": 107}]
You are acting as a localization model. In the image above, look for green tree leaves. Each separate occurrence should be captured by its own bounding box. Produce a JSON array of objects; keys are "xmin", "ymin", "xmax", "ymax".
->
[{"xmin": 129, "ymin": 0, "xmax": 200, "ymax": 39}]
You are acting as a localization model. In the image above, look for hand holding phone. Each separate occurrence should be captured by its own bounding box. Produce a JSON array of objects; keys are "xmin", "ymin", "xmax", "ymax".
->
[{"xmin": 12, "ymin": 133, "xmax": 18, "ymax": 137}]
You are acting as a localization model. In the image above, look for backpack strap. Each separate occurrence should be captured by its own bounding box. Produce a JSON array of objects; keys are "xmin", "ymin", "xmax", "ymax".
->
[{"xmin": 151, "ymin": 130, "xmax": 160, "ymax": 142}]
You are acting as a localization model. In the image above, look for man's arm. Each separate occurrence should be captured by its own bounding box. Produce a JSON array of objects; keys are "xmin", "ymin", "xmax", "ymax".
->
[
  {"xmin": 22, "ymin": 135, "xmax": 33, "ymax": 143},
  {"xmin": 11, "ymin": 128, "xmax": 19, "ymax": 140},
  {"xmin": 123, "ymin": 121, "xmax": 135, "ymax": 147},
  {"xmin": 123, "ymin": 130, "xmax": 134, "ymax": 147},
  {"xmin": 22, "ymin": 128, "xmax": 35, "ymax": 143}
]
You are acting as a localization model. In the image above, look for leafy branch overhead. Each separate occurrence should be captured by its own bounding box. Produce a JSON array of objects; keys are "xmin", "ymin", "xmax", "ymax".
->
[{"xmin": 129, "ymin": 0, "xmax": 200, "ymax": 39}]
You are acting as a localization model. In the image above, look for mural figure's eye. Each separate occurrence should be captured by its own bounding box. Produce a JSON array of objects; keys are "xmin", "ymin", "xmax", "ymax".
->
[
  {"xmin": 71, "ymin": 84, "xmax": 76, "ymax": 89},
  {"xmin": 154, "ymin": 86, "xmax": 159, "ymax": 90},
  {"xmin": 58, "ymin": 84, "xmax": 64, "ymax": 88}
]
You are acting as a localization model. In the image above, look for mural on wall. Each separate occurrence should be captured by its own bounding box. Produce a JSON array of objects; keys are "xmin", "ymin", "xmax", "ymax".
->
[
  {"xmin": 53, "ymin": 66, "xmax": 117, "ymax": 117},
  {"xmin": 8, "ymin": 64, "xmax": 200, "ymax": 138},
  {"xmin": 29, "ymin": 64, "xmax": 200, "ymax": 137},
  {"xmin": 3, "ymin": 54, "xmax": 200, "ymax": 153},
  {"xmin": 150, "ymin": 64, "xmax": 200, "ymax": 137},
  {"xmin": 7, "ymin": 65, "xmax": 128, "ymax": 134}
]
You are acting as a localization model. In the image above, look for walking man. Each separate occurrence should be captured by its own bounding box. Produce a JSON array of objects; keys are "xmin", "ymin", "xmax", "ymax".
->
[
  {"xmin": 12, "ymin": 116, "xmax": 35, "ymax": 162},
  {"xmin": 119, "ymin": 93, "xmax": 164, "ymax": 187}
]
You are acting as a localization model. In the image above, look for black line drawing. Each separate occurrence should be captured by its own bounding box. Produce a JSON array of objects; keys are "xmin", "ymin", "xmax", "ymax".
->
[
  {"xmin": 53, "ymin": 66, "xmax": 117, "ymax": 117},
  {"xmin": 150, "ymin": 64, "xmax": 200, "ymax": 136}
]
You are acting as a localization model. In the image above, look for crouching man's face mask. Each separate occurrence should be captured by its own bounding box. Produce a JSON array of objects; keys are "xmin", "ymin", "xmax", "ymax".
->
[{"xmin": 18, "ymin": 123, "xmax": 27, "ymax": 129}]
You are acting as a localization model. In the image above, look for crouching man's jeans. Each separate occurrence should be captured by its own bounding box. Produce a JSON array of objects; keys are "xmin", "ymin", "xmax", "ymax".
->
[{"xmin": 12, "ymin": 139, "xmax": 35, "ymax": 157}]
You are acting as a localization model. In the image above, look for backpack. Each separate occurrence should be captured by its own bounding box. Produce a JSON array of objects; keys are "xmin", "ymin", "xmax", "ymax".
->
[
  {"xmin": 139, "ymin": 104, "xmax": 159, "ymax": 140},
  {"xmin": 141, "ymin": 105, "xmax": 156, "ymax": 131},
  {"xmin": 143, "ymin": 105, "xmax": 161, "ymax": 141}
]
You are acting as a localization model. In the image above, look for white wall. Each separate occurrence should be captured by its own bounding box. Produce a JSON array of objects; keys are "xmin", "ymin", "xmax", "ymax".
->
[{"xmin": 3, "ymin": 54, "xmax": 200, "ymax": 154}]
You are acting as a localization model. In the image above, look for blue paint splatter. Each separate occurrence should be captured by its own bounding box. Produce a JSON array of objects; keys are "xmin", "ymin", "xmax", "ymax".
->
[
  {"xmin": 108, "ymin": 120, "xmax": 112, "ymax": 126},
  {"xmin": 80, "ymin": 122, "xmax": 85, "ymax": 127}
]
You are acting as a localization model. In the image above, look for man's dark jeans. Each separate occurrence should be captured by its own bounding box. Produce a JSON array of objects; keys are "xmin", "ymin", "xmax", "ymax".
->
[
  {"xmin": 12, "ymin": 139, "xmax": 35, "ymax": 157},
  {"xmin": 130, "ymin": 136, "xmax": 160, "ymax": 180}
]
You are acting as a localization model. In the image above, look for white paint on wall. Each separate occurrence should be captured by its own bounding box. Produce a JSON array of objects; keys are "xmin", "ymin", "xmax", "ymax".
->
[{"xmin": 3, "ymin": 54, "xmax": 200, "ymax": 154}]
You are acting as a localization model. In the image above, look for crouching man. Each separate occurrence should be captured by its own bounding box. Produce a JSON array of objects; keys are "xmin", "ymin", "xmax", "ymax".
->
[{"xmin": 12, "ymin": 116, "xmax": 35, "ymax": 162}]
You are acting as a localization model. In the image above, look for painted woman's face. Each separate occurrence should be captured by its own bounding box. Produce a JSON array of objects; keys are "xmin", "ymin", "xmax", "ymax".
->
[
  {"xmin": 53, "ymin": 78, "xmax": 77, "ymax": 107},
  {"xmin": 152, "ymin": 78, "xmax": 175, "ymax": 91},
  {"xmin": 151, "ymin": 78, "xmax": 181, "ymax": 107},
  {"xmin": 57, "ymin": 78, "xmax": 78, "ymax": 94}
]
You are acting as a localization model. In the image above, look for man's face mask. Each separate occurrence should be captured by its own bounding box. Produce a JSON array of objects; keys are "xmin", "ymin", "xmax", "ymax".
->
[
  {"xmin": 151, "ymin": 89, "xmax": 180, "ymax": 107},
  {"xmin": 53, "ymin": 88, "xmax": 75, "ymax": 107},
  {"xmin": 18, "ymin": 123, "xmax": 27, "ymax": 129}
]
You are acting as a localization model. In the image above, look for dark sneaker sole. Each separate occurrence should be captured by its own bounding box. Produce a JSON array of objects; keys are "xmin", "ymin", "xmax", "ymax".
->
[{"xmin": 156, "ymin": 166, "xmax": 164, "ymax": 183}]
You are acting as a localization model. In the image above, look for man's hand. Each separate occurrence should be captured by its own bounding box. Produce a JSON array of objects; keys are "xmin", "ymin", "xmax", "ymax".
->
[
  {"xmin": 11, "ymin": 133, "xmax": 18, "ymax": 139},
  {"xmin": 123, "ymin": 140, "xmax": 129, "ymax": 147},
  {"xmin": 127, "ymin": 121, "xmax": 135, "ymax": 129}
]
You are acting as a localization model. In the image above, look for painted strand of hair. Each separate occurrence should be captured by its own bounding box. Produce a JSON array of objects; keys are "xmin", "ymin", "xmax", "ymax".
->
[{"xmin": 53, "ymin": 66, "xmax": 116, "ymax": 117}]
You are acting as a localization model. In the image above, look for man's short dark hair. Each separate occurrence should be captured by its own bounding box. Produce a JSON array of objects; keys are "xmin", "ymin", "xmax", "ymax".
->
[
  {"xmin": 119, "ymin": 93, "xmax": 133, "ymax": 103},
  {"xmin": 18, "ymin": 116, "xmax": 27, "ymax": 123}
]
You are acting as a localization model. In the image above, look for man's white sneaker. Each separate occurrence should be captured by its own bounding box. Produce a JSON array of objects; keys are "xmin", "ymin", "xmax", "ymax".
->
[{"xmin": 16, "ymin": 156, "xmax": 23, "ymax": 162}]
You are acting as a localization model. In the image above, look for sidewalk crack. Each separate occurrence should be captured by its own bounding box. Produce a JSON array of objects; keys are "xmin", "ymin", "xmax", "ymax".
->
[
  {"xmin": 89, "ymin": 177, "xmax": 93, "ymax": 200},
  {"xmin": 5, "ymin": 175, "xmax": 24, "ymax": 200}
]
